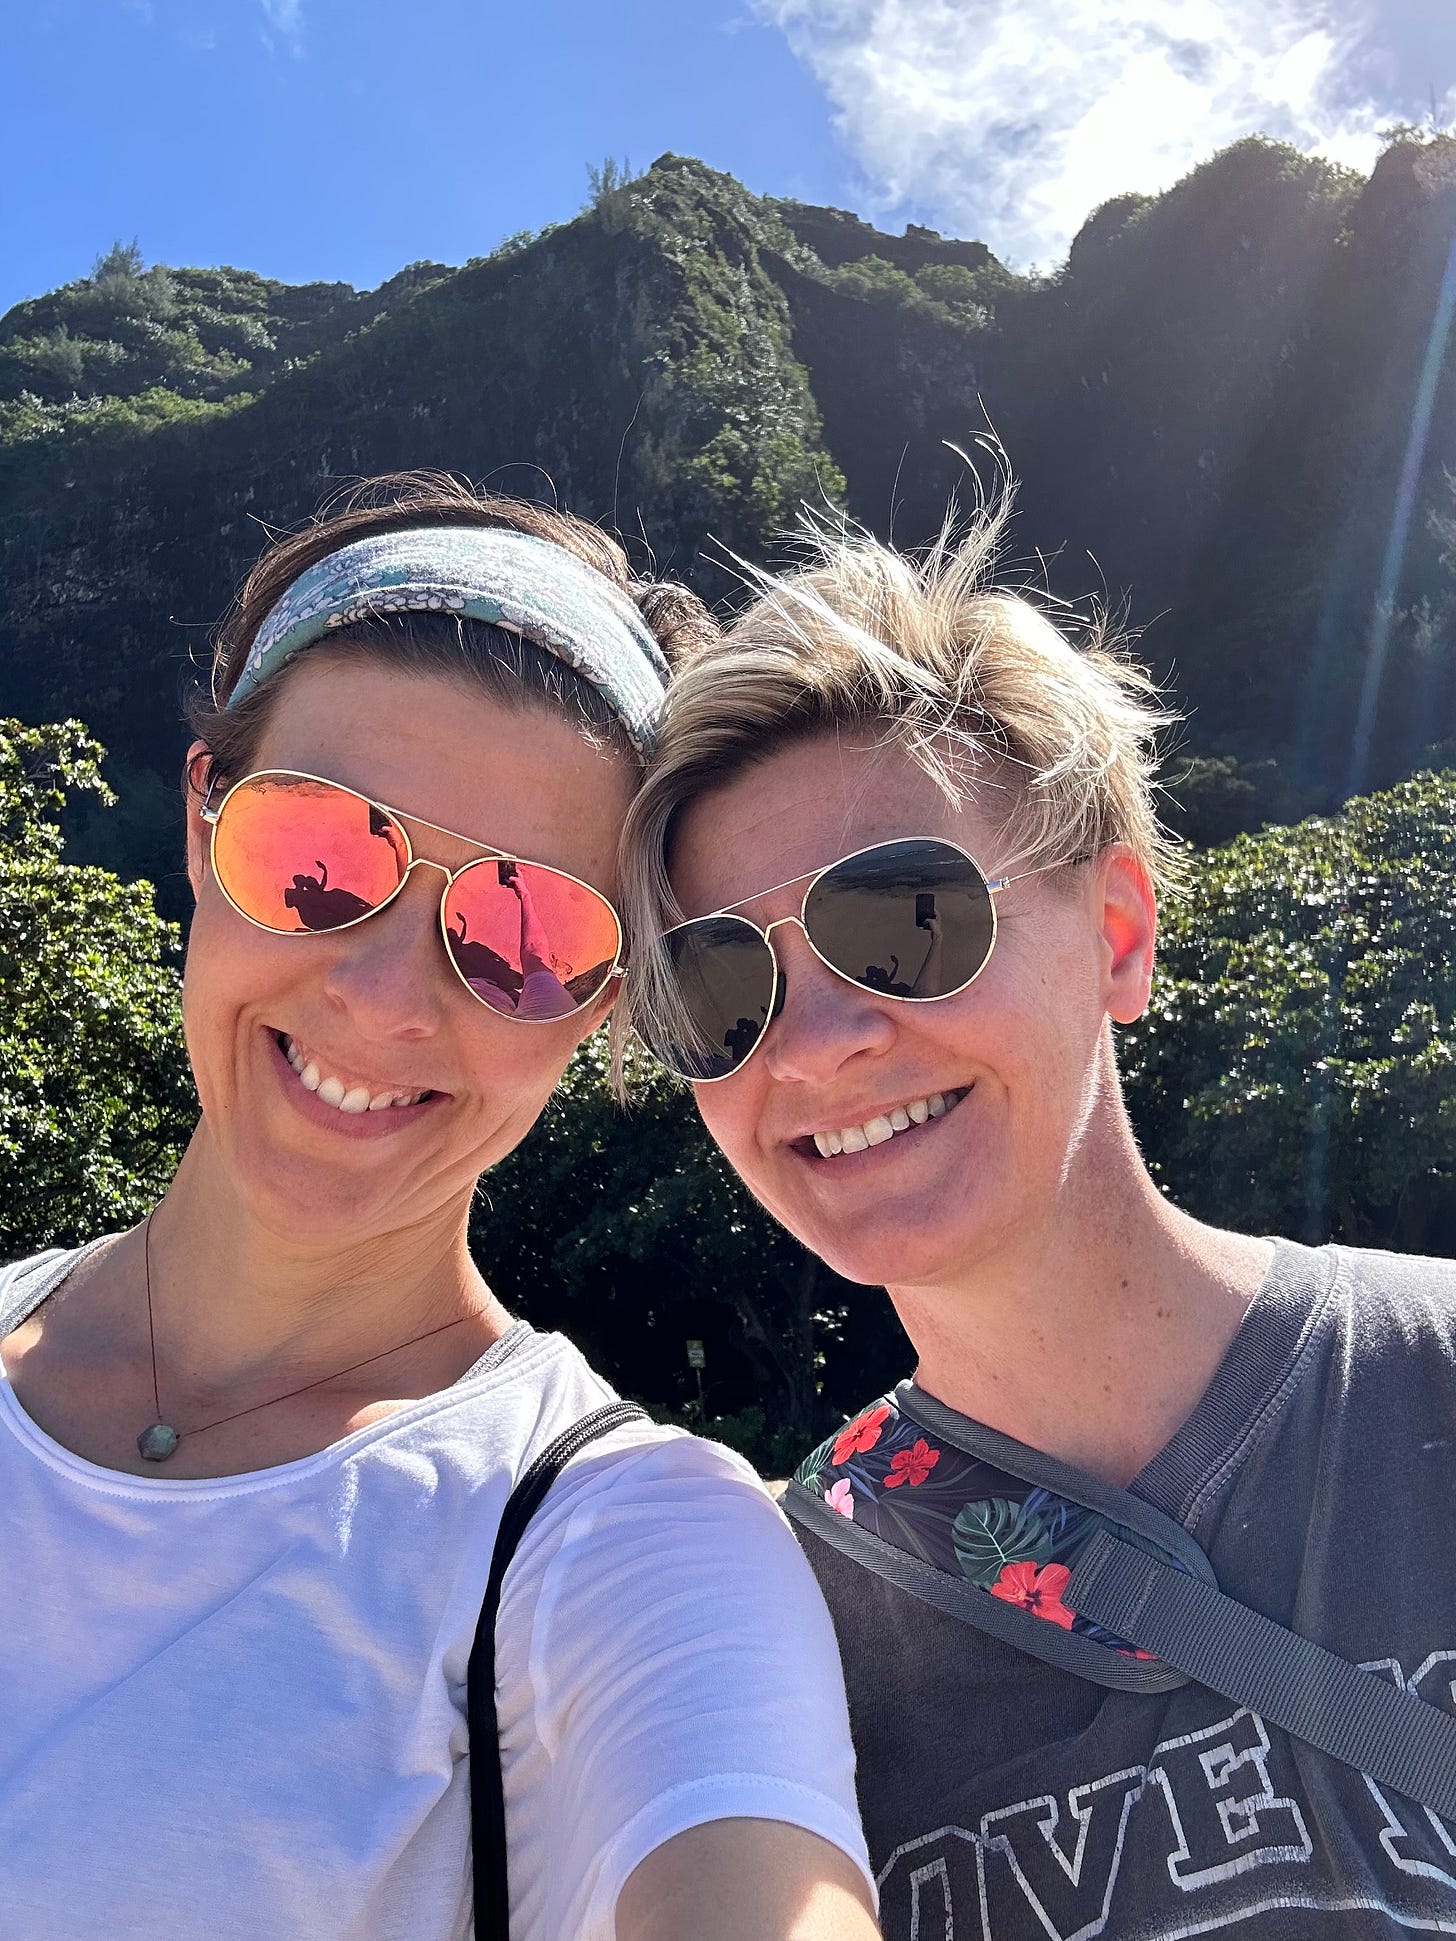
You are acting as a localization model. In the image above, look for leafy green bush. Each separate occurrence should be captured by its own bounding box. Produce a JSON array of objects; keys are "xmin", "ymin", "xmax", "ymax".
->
[
  {"xmin": 1123, "ymin": 771, "xmax": 1456, "ymax": 1251},
  {"xmin": 826, "ymin": 254, "xmax": 929, "ymax": 310},
  {"xmin": 0, "ymin": 721, "xmax": 193, "ymax": 1253}
]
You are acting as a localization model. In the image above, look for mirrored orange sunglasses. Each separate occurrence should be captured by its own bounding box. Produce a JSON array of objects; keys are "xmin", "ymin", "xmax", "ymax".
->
[{"xmin": 197, "ymin": 764, "xmax": 624, "ymax": 1024}]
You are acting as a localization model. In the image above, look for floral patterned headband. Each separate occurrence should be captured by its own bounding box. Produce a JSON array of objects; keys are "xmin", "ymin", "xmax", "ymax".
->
[{"xmin": 228, "ymin": 526, "xmax": 671, "ymax": 757}]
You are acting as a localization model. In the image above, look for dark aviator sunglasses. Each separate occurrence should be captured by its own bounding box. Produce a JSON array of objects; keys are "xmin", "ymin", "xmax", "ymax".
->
[{"xmin": 642, "ymin": 835, "xmax": 1070, "ymax": 1083}]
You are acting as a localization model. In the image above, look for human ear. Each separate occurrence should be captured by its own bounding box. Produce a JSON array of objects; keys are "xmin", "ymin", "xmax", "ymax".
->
[
  {"xmin": 182, "ymin": 741, "xmax": 214, "ymax": 903},
  {"xmin": 1096, "ymin": 846, "xmax": 1157, "ymax": 1024}
]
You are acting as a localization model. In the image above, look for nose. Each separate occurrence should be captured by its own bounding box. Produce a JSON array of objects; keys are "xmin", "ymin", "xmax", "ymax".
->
[
  {"xmin": 318, "ymin": 859, "xmax": 452, "ymax": 1040},
  {"xmin": 758, "ymin": 917, "xmax": 897, "ymax": 1085}
]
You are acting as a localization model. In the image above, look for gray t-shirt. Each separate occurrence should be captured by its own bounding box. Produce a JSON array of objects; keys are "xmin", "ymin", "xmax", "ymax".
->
[{"xmin": 795, "ymin": 1239, "xmax": 1456, "ymax": 1939}]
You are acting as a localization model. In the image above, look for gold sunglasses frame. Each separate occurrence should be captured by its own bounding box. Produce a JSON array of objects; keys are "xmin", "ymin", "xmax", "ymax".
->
[
  {"xmin": 198, "ymin": 765, "xmax": 626, "ymax": 1023},
  {"xmin": 655, "ymin": 836, "xmax": 1051, "ymax": 1082}
]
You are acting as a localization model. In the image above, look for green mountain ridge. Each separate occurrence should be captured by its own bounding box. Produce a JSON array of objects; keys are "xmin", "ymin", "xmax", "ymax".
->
[{"xmin": 3, "ymin": 140, "xmax": 1456, "ymax": 901}]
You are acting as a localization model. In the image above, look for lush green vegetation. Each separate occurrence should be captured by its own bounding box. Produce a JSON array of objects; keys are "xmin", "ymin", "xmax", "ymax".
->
[
  {"xmin": 1124, "ymin": 772, "xmax": 1456, "ymax": 1255},
  {"xmin": 0, "ymin": 241, "xmax": 451, "ymax": 406},
  {"xmin": 0, "ymin": 721, "xmax": 191, "ymax": 1254}
]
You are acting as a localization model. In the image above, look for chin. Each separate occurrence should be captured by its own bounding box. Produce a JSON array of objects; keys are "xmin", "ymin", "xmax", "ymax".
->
[
  {"xmin": 222, "ymin": 1113, "xmax": 410, "ymax": 1238},
  {"xmin": 243, "ymin": 1154, "xmax": 394, "ymax": 1241},
  {"xmin": 780, "ymin": 1165, "xmax": 1014, "ymax": 1291},
  {"xmin": 816, "ymin": 1224, "xmax": 967, "ymax": 1291}
]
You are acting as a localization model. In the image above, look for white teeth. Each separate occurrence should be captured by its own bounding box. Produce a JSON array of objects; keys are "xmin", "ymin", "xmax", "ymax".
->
[
  {"xmin": 285, "ymin": 1035, "xmax": 428, "ymax": 1113},
  {"xmin": 811, "ymin": 1089, "xmax": 966, "ymax": 1158}
]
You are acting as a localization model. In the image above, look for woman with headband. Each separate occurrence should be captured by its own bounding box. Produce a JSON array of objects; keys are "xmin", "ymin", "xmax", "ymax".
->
[{"xmin": 0, "ymin": 475, "xmax": 879, "ymax": 1941}]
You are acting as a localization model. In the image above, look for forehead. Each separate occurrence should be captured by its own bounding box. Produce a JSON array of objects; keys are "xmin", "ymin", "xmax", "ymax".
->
[
  {"xmin": 249, "ymin": 654, "xmax": 634, "ymax": 876},
  {"xmin": 669, "ymin": 731, "xmax": 1012, "ymax": 918}
]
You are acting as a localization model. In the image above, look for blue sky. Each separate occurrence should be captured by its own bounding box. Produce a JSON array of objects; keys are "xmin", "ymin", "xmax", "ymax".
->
[{"xmin": 4, "ymin": 0, "xmax": 1454, "ymax": 316}]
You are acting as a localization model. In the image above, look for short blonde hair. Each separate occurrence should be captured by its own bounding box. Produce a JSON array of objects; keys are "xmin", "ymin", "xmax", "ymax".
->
[{"xmin": 617, "ymin": 491, "xmax": 1178, "ymax": 1078}]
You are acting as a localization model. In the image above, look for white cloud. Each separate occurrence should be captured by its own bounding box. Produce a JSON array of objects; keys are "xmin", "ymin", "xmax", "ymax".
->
[
  {"xmin": 755, "ymin": 0, "xmax": 1398, "ymax": 265},
  {"xmin": 259, "ymin": 0, "xmax": 303, "ymax": 56}
]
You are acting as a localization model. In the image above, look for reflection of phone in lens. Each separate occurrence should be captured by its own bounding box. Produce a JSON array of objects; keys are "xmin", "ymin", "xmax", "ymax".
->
[
  {"xmin": 497, "ymin": 860, "xmax": 519, "ymax": 888},
  {"xmin": 915, "ymin": 893, "xmax": 936, "ymax": 929}
]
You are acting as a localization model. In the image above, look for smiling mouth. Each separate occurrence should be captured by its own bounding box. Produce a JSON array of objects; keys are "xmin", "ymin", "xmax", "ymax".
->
[
  {"xmin": 795, "ymin": 1086, "xmax": 971, "ymax": 1160},
  {"xmin": 273, "ymin": 1031, "xmax": 439, "ymax": 1115}
]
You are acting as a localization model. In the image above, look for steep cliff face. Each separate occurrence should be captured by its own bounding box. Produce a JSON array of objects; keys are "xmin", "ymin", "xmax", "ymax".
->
[
  {"xmin": 0, "ymin": 157, "xmax": 836, "ymax": 773},
  {"xmin": 3, "ymin": 137, "xmax": 1455, "ymax": 891}
]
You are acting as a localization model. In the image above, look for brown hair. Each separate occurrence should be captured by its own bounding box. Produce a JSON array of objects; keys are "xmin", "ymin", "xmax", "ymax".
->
[{"xmin": 187, "ymin": 470, "xmax": 717, "ymax": 781}]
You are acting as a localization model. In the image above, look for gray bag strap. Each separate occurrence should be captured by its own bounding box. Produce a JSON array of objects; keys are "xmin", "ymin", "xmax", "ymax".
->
[
  {"xmin": 1066, "ymin": 1527, "xmax": 1456, "ymax": 1819},
  {"xmin": 0, "ymin": 1243, "xmax": 108, "ymax": 1334}
]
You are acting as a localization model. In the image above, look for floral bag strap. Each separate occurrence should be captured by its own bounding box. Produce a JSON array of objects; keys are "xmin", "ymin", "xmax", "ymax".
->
[
  {"xmin": 467, "ymin": 1399, "xmax": 648, "ymax": 1940},
  {"xmin": 785, "ymin": 1383, "xmax": 1456, "ymax": 1820}
]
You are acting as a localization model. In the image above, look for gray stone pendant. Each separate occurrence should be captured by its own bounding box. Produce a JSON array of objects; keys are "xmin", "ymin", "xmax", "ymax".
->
[{"xmin": 137, "ymin": 1422, "xmax": 179, "ymax": 1462}]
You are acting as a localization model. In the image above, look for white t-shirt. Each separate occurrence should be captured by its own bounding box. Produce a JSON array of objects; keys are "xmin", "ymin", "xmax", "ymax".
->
[{"xmin": 0, "ymin": 1243, "xmax": 873, "ymax": 1941}]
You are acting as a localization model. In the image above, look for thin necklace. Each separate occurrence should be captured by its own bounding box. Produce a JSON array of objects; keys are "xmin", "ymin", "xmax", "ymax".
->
[{"xmin": 136, "ymin": 1210, "xmax": 472, "ymax": 1463}]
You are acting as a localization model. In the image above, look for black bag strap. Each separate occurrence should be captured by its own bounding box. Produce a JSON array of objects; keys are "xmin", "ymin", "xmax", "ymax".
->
[
  {"xmin": 1066, "ymin": 1528, "xmax": 1456, "ymax": 1820},
  {"xmin": 467, "ymin": 1399, "xmax": 648, "ymax": 1940}
]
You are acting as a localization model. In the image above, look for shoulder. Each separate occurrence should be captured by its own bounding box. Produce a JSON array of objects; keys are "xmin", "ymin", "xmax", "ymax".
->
[
  {"xmin": 0, "ymin": 1243, "xmax": 106, "ymax": 1334},
  {"xmin": 1329, "ymin": 1239, "xmax": 1456, "ymax": 1302},
  {"xmin": 501, "ymin": 1387, "xmax": 833, "ymax": 1678},
  {"xmin": 512, "ymin": 1394, "xmax": 796, "ymax": 1592},
  {"xmin": 1314, "ymin": 1239, "xmax": 1456, "ymax": 1347},
  {"xmin": 1253, "ymin": 1239, "xmax": 1456, "ymax": 1444},
  {"xmin": 492, "ymin": 1398, "xmax": 871, "ymax": 1936},
  {"xmin": 485, "ymin": 1327, "xmax": 800, "ymax": 1589},
  {"xmin": 1245, "ymin": 1235, "xmax": 1456, "ymax": 1353}
]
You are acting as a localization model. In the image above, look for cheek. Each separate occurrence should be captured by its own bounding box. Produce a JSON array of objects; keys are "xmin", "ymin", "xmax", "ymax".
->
[
  {"xmin": 692, "ymin": 1082, "xmax": 762, "ymax": 1174},
  {"xmin": 180, "ymin": 898, "xmax": 295, "ymax": 1058},
  {"xmin": 986, "ymin": 952, "xmax": 1105, "ymax": 1122}
]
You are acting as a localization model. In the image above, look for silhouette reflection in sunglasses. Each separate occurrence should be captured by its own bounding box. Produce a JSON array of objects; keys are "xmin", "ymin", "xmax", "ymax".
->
[
  {"xmin": 282, "ymin": 862, "xmax": 375, "ymax": 930},
  {"xmin": 861, "ymin": 955, "xmax": 904, "ymax": 994},
  {"xmin": 723, "ymin": 1016, "xmax": 763, "ymax": 1062},
  {"xmin": 450, "ymin": 870, "xmax": 589, "ymax": 1021},
  {"xmin": 447, "ymin": 918, "xmax": 524, "ymax": 1003}
]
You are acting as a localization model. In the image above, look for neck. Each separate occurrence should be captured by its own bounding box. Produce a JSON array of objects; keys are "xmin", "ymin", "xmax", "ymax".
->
[
  {"xmin": 892, "ymin": 1095, "xmax": 1272, "ymax": 1487},
  {"xmin": 138, "ymin": 1126, "xmax": 495, "ymax": 1405}
]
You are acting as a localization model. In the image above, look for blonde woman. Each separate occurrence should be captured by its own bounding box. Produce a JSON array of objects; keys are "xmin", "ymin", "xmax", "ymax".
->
[{"xmin": 619, "ymin": 499, "xmax": 1456, "ymax": 1939}]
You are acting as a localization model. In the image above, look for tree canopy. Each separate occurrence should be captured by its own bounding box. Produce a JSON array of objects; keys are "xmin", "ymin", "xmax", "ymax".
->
[
  {"xmin": 0, "ymin": 719, "xmax": 192, "ymax": 1254},
  {"xmin": 1123, "ymin": 771, "xmax": 1456, "ymax": 1252}
]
